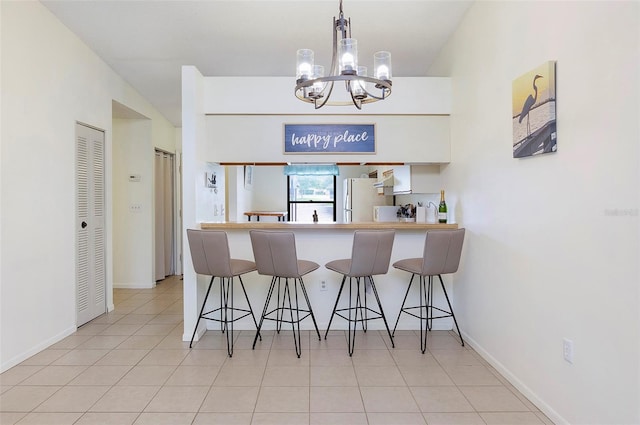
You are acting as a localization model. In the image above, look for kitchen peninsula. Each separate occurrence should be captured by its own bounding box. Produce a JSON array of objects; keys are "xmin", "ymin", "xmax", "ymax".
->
[
  {"xmin": 188, "ymin": 220, "xmax": 460, "ymax": 343},
  {"xmin": 181, "ymin": 70, "xmax": 457, "ymax": 343}
]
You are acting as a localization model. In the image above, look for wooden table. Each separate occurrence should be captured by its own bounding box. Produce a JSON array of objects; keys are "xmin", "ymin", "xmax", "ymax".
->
[{"xmin": 243, "ymin": 211, "xmax": 288, "ymax": 222}]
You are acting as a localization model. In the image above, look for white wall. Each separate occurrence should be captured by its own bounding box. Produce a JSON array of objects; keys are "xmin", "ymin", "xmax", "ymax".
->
[
  {"xmin": 196, "ymin": 163, "xmax": 226, "ymax": 223},
  {"xmin": 429, "ymin": 1, "xmax": 639, "ymax": 423},
  {"xmin": 203, "ymin": 76, "xmax": 452, "ymax": 164},
  {"xmin": 0, "ymin": 1, "xmax": 176, "ymax": 371},
  {"xmin": 205, "ymin": 114, "xmax": 450, "ymax": 164},
  {"xmin": 251, "ymin": 167, "xmax": 287, "ymax": 214},
  {"xmin": 113, "ymin": 118, "xmax": 154, "ymax": 288},
  {"xmin": 204, "ymin": 77, "xmax": 451, "ymax": 116},
  {"xmin": 181, "ymin": 66, "xmax": 207, "ymax": 343}
]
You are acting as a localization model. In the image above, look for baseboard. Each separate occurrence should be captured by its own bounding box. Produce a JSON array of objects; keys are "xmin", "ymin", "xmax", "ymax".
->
[
  {"xmin": 1, "ymin": 325, "xmax": 77, "ymax": 373},
  {"xmin": 113, "ymin": 282, "xmax": 156, "ymax": 289},
  {"xmin": 187, "ymin": 322, "xmax": 452, "ymax": 332},
  {"xmin": 183, "ymin": 325, "xmax": 205, "ymax": 343},
  {"xmin": 461, "ymin": 331, "xmax": 567, "ymax": 425}
]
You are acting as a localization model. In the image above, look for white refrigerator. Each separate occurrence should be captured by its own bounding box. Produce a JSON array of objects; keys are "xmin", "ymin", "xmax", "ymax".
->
[{"xmin": 343, "ymin": 178, "xmax": 382, "ymax": 223}]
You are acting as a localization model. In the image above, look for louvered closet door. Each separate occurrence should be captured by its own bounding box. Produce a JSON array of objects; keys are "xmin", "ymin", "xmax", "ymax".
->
[{"xmin": 76, "ymin": 123, "xmax": 106, "ymax": 326}]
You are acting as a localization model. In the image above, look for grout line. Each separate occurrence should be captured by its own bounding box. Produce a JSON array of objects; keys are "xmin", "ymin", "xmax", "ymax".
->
[{"xmin": 3, "ymin": 277, "xmax": 544, "ymax": 424}]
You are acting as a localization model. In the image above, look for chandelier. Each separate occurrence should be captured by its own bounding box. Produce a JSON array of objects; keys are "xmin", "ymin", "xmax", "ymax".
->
[{"xmin": 294, "ymin": 0, "xmax": 392, "ymax": 109}]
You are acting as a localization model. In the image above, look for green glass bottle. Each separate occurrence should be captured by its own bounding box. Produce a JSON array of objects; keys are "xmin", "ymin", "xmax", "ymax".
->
[{"xmin": 438, "ymin": 190, "xmax": 447, "ymax": 223}]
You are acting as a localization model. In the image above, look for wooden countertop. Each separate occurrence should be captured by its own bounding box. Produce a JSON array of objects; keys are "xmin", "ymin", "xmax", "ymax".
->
[{"xmin": 199, "ymin": 221, "xmax": 458, "ymax": 230}]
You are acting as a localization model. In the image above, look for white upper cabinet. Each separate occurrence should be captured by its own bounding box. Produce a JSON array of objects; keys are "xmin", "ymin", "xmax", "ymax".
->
[{"xmin": 392, "ymin": 165, "xmax": 442, "ymax": 194}]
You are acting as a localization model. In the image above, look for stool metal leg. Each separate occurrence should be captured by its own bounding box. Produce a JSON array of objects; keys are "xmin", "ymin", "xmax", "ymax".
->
[
  {"xmin": 438, "ymin": 274, "xmax": 464, "ymax": 346},
  {"xmin": 420, "ymin": 275, "xmax": 427, "ymax": 353},
  {"xmin": 238, "ymin": 276, "xmax": 261, "ymax": 342},
  {"xmin": 368, "ymin": 276, "xmax": 394, "ymax": 348},
  {"xmin": 360, "ymin": 277, "xmax": 368, "ymax": 333},
  {"xmin": 190, "ymin": 276, "xmax": 215, "ymax": 348},
  {"xmin": 427, "ymin": 276, "xmax": 434, "ymax": 331},
  {"xmin": 392, "ymin": 274, "xmax": 416, "ymax": 336},
  {"xmin": 276, "ymin": 278, "xmax": 283, "ymax": 334},
  {"xmin": 283, "ymin": 278, "xmax": 301, "ymax": 358},
  {"xmin": 220, "ymin": 279, "xmax": 225, "ymax": 334},
  {"xmin": 324, "ymin": 275, "xmax": 347, "ymax": 339},
  {"xmin": 346, "ymin": 277, "xmax": 357, "ymax": 356},
  {"xmin": 224, "ymin": 277, "xmax": 234, "ymax": 357},
  {"xmin": 298, "ymin": 277, "xmax": 321, "ymax": 341},
  {"xmin": 253, "ymin": 276, "xmax": 277, "ymax": 349}
]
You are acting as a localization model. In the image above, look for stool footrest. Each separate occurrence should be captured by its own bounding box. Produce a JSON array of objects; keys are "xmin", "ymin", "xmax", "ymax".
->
[
  {"xmin": 200, "ymin": 307, "xmax": 255, "ymax": 323},
  {"xmin": 334, "ymin": 306, "xmax": 385, "ymax": 323},
  {"xmin": 262, "ymin": 308, "xmax": 312, "ymax": 325},
  {"xmin": 399, "ymin": 305, "xmax": 453, "ymax": 321}
]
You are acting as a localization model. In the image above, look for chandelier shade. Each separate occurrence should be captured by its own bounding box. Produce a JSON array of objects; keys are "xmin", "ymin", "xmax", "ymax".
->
[{"xmin": 294, "ymin": 0, "xmax": 392, "ymax": 109}]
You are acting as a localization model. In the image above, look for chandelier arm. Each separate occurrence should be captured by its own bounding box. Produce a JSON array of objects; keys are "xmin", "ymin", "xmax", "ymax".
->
[
  {"xmin": 314, "ymin": 81, "xmax": 335, "ymax": 109},
  {"xmin": 296, "ymin": 75, "xmax": 390, "ymax": 87},
  {"xmin": 360, "ymin": 86, "xmax": 390, "ymax": 101},
  {"xmin": 348, "ymin": 86, "xmax": 363, "ymax": 110}
]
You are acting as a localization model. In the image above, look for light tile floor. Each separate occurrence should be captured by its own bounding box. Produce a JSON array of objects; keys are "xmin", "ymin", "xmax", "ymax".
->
[{"xmin": 0, "ymin": 276, "xmax": 554, "ymax": 425}]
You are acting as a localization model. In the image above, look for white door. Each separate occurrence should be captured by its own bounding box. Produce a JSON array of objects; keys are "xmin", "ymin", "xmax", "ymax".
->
[{"xmin": 76, "ymin": 123, "xmax": 106, "ymax": 326}]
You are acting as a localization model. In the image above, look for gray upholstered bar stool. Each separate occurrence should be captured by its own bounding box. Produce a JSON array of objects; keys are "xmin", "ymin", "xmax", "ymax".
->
[
  {"xmin": 249, "ymin": 230, "xmax": 321, "ymax": 358},
  {"xmin": 325, "ymin": 230, "xmax": 396, "ymax": 356},
  {"xmin": 392, "ymin": 228, "xmax": 466, "ymax": 353},
  {"xmin": 186, "ymin": 229, "xmax": 260, "ymax": 357}
]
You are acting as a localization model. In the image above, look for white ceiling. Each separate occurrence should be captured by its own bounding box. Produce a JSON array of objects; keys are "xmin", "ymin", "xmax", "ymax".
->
[{"xmin": 42, "ymin": 0, "xmax": 473, "ymax": 126}]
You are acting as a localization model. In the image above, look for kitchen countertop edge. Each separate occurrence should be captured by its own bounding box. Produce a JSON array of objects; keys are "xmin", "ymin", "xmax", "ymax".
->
[{"xmin": 199, "ymin": 222, "xmax": 459, "ymax": 230}]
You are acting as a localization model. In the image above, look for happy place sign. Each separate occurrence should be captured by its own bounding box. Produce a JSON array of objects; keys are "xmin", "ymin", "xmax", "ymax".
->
[{"xmin": 284, "ymin": 124, "xmax": 376, "ymax": 154}]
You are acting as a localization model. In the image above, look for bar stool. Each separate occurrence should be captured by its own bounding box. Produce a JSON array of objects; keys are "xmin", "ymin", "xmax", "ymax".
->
[
  {"xmin": 186, "ymin": 229, "xmax": 260, "ymax": 357},
  {"xmin": 325, "ymin": 230, "xmax": 396, "ymax": 356},
  {"xmin": 249, "ymin": 230, "xmax": 321, "ymax": 358},
  {"xmin": 392, "ymin": 228, "xmax": 466, "ymax": 353}
]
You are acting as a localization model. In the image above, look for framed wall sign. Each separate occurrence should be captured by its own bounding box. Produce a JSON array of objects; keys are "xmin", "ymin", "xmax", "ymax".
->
[{"xmin": 284, "ymin": 124, "xmax": 376, "ymax": 154}]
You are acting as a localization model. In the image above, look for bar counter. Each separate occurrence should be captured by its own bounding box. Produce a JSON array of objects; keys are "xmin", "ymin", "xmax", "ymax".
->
[
  {"xmin": 185, "ymin": 220, "xmax": 461, "ymax": 341},
  {"xmin": 200, "ymin": 221, "xmax": 458, "ymax": 230}
]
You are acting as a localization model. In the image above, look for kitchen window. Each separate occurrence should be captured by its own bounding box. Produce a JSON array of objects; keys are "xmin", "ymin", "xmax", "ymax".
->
[{"xmin": 287, "ymin": 175, "xmax": 337, "ymax": 222}]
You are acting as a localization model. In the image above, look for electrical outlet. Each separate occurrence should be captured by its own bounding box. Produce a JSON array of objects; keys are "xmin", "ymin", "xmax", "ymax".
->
[
  {"xmin": 320, "ymin": 280, "xmax": 327, "ymax": 291},
  {"xmin": 129, "ymin": 204, "xmax": 142, "ymax": 213},
  {"xmin": 563, "ymin": 338, "xmax": 574, "ymax": 364}
]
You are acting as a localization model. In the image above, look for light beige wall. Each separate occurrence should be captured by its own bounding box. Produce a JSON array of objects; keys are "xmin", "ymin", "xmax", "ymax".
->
[
  {"xmin": 203, "ymin": 76, "xmax": 452, "ymax": 164},
  {"xmin": 430, "ymin": 1, "xmax": 639, "ymax": 423},
  {"xmin": 205, "ymin": 115, "xmax": 450, "ymax": 164},
  {"xmin": 113, "ymin": 118, "xmax": 154, "ymax": 288},
  {"xmin": 0, "ymin": 1, "xmax": 176, "ymax": 371}
]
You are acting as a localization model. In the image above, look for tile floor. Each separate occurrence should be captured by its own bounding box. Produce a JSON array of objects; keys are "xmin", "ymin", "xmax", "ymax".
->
[{"xmin": 0, "ymin": 276, "xmax": 554, "ymax": 425}]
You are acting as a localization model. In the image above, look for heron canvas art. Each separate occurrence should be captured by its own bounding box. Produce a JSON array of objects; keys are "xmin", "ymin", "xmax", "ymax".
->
[{"xmin": 512, "ymin": 61, "xmax": 557, "ymax": 158}]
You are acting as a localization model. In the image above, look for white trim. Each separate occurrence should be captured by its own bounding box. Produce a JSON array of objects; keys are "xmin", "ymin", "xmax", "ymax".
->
[
  {"xmin": 0, "ymin": 326, "xmax": 77, "ymax": 373},
  {"xmin": 113, "ymin": 282, "xmax": 157, "ymax": 289},
  {"xmin": 462, "ymin": 331, "xmax": 568, "ymax": 425}
]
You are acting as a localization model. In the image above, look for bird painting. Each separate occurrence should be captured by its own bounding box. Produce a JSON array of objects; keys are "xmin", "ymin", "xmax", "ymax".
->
[
  {"xmin": 518, "ymin": 74, "xmax": 543, "ymax": 138},
  {"xmin": 512, "ymin": 61, "xmax": 557, "ymax": 158}
]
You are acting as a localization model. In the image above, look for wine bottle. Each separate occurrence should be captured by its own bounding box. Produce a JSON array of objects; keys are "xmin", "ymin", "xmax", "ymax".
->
[{"xmin": 438, "ymin": 190, "xmax": 447, "ymax": 223}]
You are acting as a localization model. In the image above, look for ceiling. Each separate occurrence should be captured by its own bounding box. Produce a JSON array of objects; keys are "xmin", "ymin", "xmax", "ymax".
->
[{"xmin": 42, "ymin": 0, "xmax": 473, "ymax": 127}]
